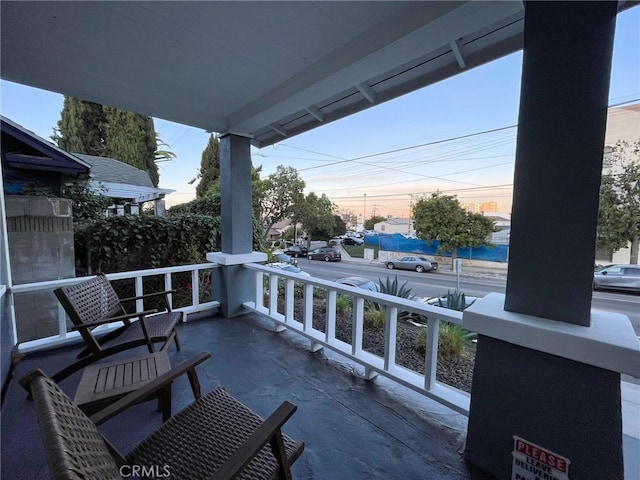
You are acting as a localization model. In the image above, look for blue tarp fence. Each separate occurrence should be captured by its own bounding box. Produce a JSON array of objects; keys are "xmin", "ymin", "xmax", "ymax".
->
[{"xmin": 364, "ymin": 234, "xmax": 508, "ymax": 262}]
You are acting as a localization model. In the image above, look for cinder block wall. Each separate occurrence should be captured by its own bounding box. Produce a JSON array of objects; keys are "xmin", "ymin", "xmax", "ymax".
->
[{"xmin": 5, "ymin": 196, "xmax": 75, "ymax": 342}]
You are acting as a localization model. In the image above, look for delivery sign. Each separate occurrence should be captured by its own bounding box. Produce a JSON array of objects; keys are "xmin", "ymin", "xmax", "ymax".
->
[{"xmin": 512, "ymin": 436, "xmax": 571, "ymax": 480}]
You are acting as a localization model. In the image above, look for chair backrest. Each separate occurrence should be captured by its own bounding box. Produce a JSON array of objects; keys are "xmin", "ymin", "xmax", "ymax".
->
[
  {"xmin": 26, "ymin": 371, "xmax": 125, "ymax": 480},
  {"xmin": 55, "ymin": 275, "xmax": 126, "ymax": 351}
]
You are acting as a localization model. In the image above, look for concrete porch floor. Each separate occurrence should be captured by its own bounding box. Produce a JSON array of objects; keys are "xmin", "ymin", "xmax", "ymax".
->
[{"xmin": 2, "ymin": 311, "xmax": 637, "ymax": 479}]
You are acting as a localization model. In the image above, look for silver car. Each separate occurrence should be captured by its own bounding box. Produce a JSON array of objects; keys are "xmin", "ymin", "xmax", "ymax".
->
[
  {"xmin": 385, "ymin": 256, "xmax": 438, "ymax": 273},
  {"xmin": 593, "ymin": 264, "xmax": 640, "ymax": 293}
]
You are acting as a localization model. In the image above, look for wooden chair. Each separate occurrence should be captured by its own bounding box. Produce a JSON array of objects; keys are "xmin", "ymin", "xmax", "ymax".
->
[
  {"xmin": 22, "ymin": 369, "xmax": 305, "ymax": 480},
  {"xmin": 52, "ymin": 274, "xmax": 182, "ymax": 383}
]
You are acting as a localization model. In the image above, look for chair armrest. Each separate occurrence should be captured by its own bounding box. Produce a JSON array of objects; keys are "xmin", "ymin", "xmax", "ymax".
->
[
  {"xmin": 120, "ymin": 290, "xmax": 176, "ymax": 302},
  {"xmin": 211, "ymin": 401, "xmax": 298, "ymax": 480},
  {"xmin": 71, "ymin": 309, "xmax": 158, "ymax": 330},
  {"xmin": 89, "ymin": 352, "xmax": 212, "ymax": 426}
]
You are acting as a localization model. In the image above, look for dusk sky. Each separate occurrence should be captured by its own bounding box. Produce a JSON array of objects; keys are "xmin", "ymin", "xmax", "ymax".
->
[{"xmin": 1, "ymin": 6, "xmax": 638, "ymax": 219}]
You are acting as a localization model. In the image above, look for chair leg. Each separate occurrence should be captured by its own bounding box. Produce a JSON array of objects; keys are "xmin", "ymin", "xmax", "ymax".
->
[
  {"xmin": 173, "ymin": 329, "xmax": 181, "ymax": 350},
  {"xmin": 270, "ymin": 430, "xmax": 293, "ymax": 480},
  {"xmin": 187, "ymin": 368, "xmax": 202, "ymax": 399},
  {"xmin": 160, "ymin": 385, "xmax": 172, "ymax": 423},
  {"xmin": 161, "ymin": 330, "xmax": 179, "ymax": 352}
]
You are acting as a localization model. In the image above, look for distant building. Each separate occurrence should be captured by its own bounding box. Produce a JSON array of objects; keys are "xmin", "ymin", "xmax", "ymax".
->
[
  {"xmin": 597, "ymin": 103, "xmax": 639, "ymax": 264},
  {"xmin": 461, "ymin": 201, "xmax": 498, "ymax": 214},
  {"xmin": 374, "ymin": 217, "xmax": 414, "ymax": 235},
  {"xmin": 266, "ymin": 219, "xmax": 292, "ymax": 241},
  {"xmin": 74, "ymin": 154, "xmax": 173, "ymax": 216},
  {"xmin": 485, "ymin": 213, "xmax": 511, "ymax": 244}
]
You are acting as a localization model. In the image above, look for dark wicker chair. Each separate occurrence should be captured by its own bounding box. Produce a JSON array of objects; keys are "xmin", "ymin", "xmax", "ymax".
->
[
  {"xmin": 23, "ymin": 370, "xmax": 305, "ymax": 480},
  {"xmin": 52, "ymin": 274, "xmax": 182, "ymax": 383}
]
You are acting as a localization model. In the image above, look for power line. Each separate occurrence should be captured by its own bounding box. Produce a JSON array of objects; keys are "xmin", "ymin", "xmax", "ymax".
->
[{"xmin": 296, "ymin": 125, "xmax": 517, "ymax": 172}]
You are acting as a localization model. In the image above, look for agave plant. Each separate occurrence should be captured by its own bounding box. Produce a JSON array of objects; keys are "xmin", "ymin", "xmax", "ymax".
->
[
  {"xmin": 437, "ymin": 291, "xmax": 476, "ymax": 312},
  {"xmin": 364, "ymin": 275, "xmax": 420, "ymax": 325}
]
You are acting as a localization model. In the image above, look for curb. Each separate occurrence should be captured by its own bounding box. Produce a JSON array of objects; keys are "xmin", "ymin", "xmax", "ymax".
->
[{"xmin": 340, "ymin": 255, "xmax": 508, "ymax": 279}]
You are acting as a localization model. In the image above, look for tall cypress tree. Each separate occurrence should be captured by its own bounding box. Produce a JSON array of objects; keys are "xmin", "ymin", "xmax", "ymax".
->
[
  {"xmin": 54, "ymin": 97, "xmax": 106, "ymax": 156},
  {"xmin": 103, "ymin": 107, "xmax": 159, "ymax": 186},
  {"xmin": 195, "ymin": 134, "xmax": 220, "ymax": 197},
  {"xmin": 55, "ymin": 97, "xmax": 161, "ymax": 186}
]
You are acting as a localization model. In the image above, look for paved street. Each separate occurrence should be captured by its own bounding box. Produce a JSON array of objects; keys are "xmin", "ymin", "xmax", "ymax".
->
[{"xmin": 297, "ymin": 255, "xmax": 640, "ymax": 337}]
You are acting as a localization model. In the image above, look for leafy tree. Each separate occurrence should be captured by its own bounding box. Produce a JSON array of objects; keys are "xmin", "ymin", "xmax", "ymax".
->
[
  {"xmin": 339, "ymin": 210, "xmax": 358, "ymax": 228},
  {"xmin": 168, "ymin": 195, "xmax": 221, "ymax": 217},
  {"xmin": 299, "ymin": 192, "xmax": 336, "ymax": 245},
  {"xmin": 167, "ymin": 194, "xmax": 265, "ymax": 251},
  {"xmin": 412, "ymin": 193, "xmax": 495, "ymax": 264},
  {"xmin": 60, "ymin": 183, "xmax": 111, "ymax": 226},
  {"xmin": 103, "ymin": 107, "xmax": 159, "ymax": 186},
  {"xmin": 333, "ymin": 215, "xmax": 347, "ymax": 237},
  {"xmin": 597, "ymin": 139, "xmax": 640, "ymax": 264},
  {"xmin": 364, "ymin": 215, "xmax": 386, "ymax": 230},
  {"xmin": 53, "ymin": 97, "xmax": 107, "ymax": 156},
  {"xmin": 194, "ymin": 134, "xmax": 221, "ymax": 197},
  {"xmin": 259, "ymin": 166, "xmax": 305, "ymax": 239}
]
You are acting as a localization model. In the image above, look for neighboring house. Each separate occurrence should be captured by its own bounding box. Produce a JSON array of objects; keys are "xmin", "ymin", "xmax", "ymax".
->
[
  {"xmin": 0, "ymin": 116, "xmax": 173, "ymax": 341},
  {"xmin": 1, "ymin": 115, "xmax": 91, "ymax": 195},
  {"xmin": 374, "ymin": 217, "xmax": 414, "ymax": 235},
  {"xmin": 1, "ymin": 115, "xmax": 90, "ymax": 341},
  {"xmin": 74, "ymin": 153, "xmax": 173, "ymax": 216},
  {"xmin": 266, "ymin": 219, "xmax": 292, "ymax": 241}
]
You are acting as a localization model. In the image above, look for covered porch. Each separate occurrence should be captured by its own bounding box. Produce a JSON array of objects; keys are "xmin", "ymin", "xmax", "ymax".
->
[
  {"xmin": 2, "ymin": 2, "xmax": 640, "ymax": 479},
  {"xmin": 4, "ymin": 311, "xmax": 494, "ymax": 479}
]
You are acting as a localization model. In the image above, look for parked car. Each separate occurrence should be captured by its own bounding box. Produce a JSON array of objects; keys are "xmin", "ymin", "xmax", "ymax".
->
[
  {"xmin": 267, "ymin": 262, "xmax": 310, "ymax": 276},
  {"xmin": 593, "ymin": 264, "xmax": 640, "ymax": 293},
  {"xmin": 273, "ymin": 252, "xmax": 297, "ymax": 266},
  {"xmin": 283, "ymin": 245, "xmax": 308, "ymax": 258},
  {"xmin": 342, "ymin": 237, "xmax": 364, "ymax": 246},
  {"xmin": 335, "ymin": 276, "xmax": 378, "ymax": 292},
  {"xmin": 308, "ymin": 247, "xmax": 342, "ymax": 262},
  {"xmin": 385, "ymin": 256, "xmax": 438, "ymax": 273}
]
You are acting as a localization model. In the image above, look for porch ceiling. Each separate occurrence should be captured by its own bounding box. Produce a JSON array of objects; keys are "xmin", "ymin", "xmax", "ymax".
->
[
  {"xmin": 1, "ymin": 1, "xmax": 525, "ymax": 147},
  {"xmin": 2, "ymin": 2, "xmax": 633, "ymax": 148}
]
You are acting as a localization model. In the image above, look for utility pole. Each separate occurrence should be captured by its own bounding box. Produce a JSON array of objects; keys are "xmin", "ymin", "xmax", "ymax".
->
[{"xmin": 363, "ymin": 193, "xmax": 367, "ymax": 229}]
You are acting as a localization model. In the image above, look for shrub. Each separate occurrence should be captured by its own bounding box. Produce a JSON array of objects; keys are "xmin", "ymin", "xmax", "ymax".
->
[
  {"xmin": 336, "ymin": 294, "xmax": 352, "ymax": 315},
  {"xmin": 275, "ymin": 278, "xmax": 305, "ymax": 299},
  {"xmin": 364, "ymin": 306, "xmax": 386, "ymax": 329},
  {"xmin": 414, "ymin": 323, "xmax": 475, "ymax": 361},
  {"xmin": 414, "ymin": 290, "xmax": 477, "ymax": 361},
  {"xmin": 74, "ymin": 213, "xmax": 220, "ymax": 275}
]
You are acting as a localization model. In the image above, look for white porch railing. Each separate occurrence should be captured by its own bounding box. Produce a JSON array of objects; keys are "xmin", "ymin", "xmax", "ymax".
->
[
  {"xmin": 10, "ymin": 263, "xmax": 220, "ymax": 354},
  {"xmin": 242, "ymin": 263, "xmax": 471, "ymax": 415}
]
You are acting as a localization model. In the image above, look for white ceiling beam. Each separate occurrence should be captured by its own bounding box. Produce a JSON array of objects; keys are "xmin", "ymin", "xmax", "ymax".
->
[
  {"xmin": 305, "ymin": 106, "xmax": 326, "ymax": 123},
  {"xmin": 357, "ymin": 83, "xmax": 377, "ymax": 104},
  {"xmin": 450, "ymin": 38, "xmax": 466, "ymax": 69},
  {"xmin": 270, "ymin": 124, "xmax": 288, "ymax": 137}
]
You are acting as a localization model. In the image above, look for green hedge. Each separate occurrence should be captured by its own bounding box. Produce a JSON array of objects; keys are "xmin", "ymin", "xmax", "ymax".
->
[{"xmin": 74, "ymin": 214, "xmax": 220, "ymax": 275}]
